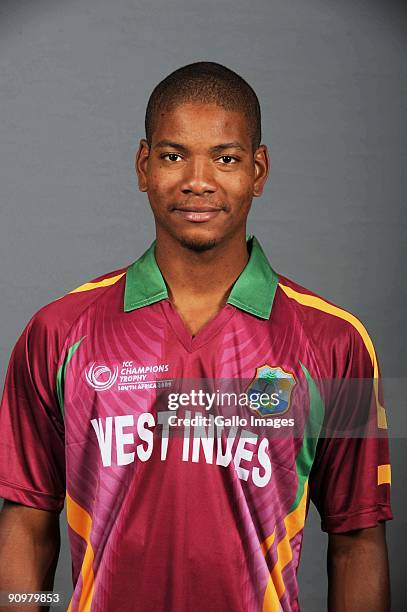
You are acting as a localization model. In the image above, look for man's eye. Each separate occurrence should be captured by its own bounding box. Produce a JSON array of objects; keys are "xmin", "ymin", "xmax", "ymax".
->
[
  {"xmin": 219, "ymin": 156, "xmax": 238, "ymax": 164},
  {"xmin": 161, "ymin": 153, "xmax": 182, "ymax": 162},
  {"xmin": 160, "ymin": 153, "xmax": 238, "ymax": 164}
]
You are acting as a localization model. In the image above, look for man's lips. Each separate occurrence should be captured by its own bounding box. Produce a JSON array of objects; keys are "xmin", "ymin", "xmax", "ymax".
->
[{"xmin": 172, "ymin": 206, "xmax": 224, "ymax": 223}]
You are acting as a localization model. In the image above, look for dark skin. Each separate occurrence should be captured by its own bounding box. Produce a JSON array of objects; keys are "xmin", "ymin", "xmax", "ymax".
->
[
  {"xmin": 0, "ymin": 101, "xmax": 391, "ymax": 611},
  {"xmin": 0, "ymin": 501, "xmax": 60, "ymax": 612},
  {"xmin": 327, "ymin": 523, "xmax": 391, "ymax": 611}
]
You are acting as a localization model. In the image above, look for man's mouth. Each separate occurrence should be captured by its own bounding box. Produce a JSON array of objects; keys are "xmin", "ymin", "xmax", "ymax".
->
[{"xmin": 172, "ymin": 206, "xmax": 224, "ymax": 223}]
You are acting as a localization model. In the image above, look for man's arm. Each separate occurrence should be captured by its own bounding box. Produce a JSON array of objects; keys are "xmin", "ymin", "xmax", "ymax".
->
[
  {"xmin": 0, "ymin": 500, "xmax": 60, "ymax": 612},
  {"xmin": 327, "ymin": 523, "xmax": 390, "ymax": 612}
]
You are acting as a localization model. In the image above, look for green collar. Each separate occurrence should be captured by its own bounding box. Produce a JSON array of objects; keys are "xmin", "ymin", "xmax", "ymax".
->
[{"xmin": 124, "ymin": 234, "xmax": 279, "ymax": 320}]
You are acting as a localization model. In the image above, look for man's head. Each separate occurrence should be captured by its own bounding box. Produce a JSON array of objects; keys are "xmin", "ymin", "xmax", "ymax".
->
[{"xmin": 136, "ymin": 61, "xmax": 269, "ymax": 252}]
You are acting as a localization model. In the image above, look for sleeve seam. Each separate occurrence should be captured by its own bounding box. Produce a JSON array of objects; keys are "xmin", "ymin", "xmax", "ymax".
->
[
  {"xmin": 0, "ymin": 477, "xmax": 65, "ymax": 501},
  {"xmin": 323, "ymin": 503, "xmax": 391, "ymax": 520}
]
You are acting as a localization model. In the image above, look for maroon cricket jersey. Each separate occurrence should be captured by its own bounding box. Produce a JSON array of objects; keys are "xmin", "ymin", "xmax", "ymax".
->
[{"xmin": 0, "ymin": 235, "xmax": 392, "ymax": 611}]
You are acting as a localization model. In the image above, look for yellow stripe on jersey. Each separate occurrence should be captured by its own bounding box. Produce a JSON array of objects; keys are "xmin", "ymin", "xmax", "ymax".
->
[
  {"xmin": 278, "ymin": 283, "xmax": 387, "ymax": 430},
  {"xmin": 66, "ymin": 492, "xmax": 95, "ymax": 612},
  {"xmin": 378, "ymin": 463, "xmax": 391, "ymax": 485},
  {"xmin": 262, "ymin": 482, "xmax": 309, "ymax": 612},
  {"xmin": 261, "ymin": 531, "xmax": 276, "ymax": 556},
  {"xmin": 69, "ymin": 271, "xmax": 126, "ymax": 294}
]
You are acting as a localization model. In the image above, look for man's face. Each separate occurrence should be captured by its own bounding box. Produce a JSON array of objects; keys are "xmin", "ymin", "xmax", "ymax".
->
[{"xmin": 136, "ymin": 102, "xmax": 269, "ymax": 252}]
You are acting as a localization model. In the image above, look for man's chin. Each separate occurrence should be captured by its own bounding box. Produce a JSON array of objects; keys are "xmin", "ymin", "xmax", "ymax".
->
[{"xmin": 176, "ymin": 233, "xmax": 219, "ymax": 253}]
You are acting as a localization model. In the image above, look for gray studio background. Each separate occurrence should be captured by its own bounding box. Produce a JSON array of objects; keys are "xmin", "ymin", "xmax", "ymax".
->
[{"xmin": 0, "ymin": 0, "xmax": 406, "ymax": 610}]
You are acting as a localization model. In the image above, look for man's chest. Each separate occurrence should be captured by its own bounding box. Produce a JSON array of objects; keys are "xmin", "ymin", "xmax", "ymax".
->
[
  {"xmin": 60, "ymin": 300, "xmax": 310, "ymax": 411},
  {"xmin": 59, "ymin": 302, "xmax": 323, "ymax": 577},
  {"xmin": 59, "ymin": 303, "xmax": 317, "ymax": 475}
]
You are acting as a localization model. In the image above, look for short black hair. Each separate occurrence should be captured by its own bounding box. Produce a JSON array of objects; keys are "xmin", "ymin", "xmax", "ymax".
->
[{"xmin": 145, "ymin": 61, "xmax": 262, "ymax": 153}]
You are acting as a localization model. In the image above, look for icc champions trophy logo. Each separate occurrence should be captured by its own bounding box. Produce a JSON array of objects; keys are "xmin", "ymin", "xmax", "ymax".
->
[{"xmin": 85, "ymin": 362, "xmax": 119, "ymax": 391}]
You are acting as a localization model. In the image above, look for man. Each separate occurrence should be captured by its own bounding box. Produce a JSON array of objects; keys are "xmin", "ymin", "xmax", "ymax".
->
[{"xmin": 0, "ymin": 61, "xmax": 392, "ymax": 611}]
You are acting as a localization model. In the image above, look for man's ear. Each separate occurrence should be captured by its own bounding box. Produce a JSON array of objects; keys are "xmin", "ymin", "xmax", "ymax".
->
[
  {"xmin": 253, "ymin": 144, "xmax": 270, "ymax": 197},
  {"xmin": 135, "ymin": 139, "xmax": 150, "ymax": 192}
]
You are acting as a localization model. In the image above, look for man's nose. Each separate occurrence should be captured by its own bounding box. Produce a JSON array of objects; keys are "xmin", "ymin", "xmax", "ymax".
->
[{"xmin": 180, "ymin": 157, "xmax": 217, "ymax": 195}]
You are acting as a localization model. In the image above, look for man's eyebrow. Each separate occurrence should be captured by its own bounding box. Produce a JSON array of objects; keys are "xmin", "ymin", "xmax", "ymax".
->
[
  {"xmin": 154, "ymin": 140, "xmax": 188, "ymax": 152},
  {"xmin": 153, "ymin": 140, "xmax": 247, "ymax": 153},
  {"xmin": 209, "ymin": 142, "xmax": 247, "ymax": 153}
]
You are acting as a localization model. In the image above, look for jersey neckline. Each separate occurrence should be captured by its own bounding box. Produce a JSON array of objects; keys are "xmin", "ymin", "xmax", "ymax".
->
[
  {"xmin": 160, "ymin": 299, "xmax": 237, "ymax": 353},
  {"xmin": 124, "ymin": 234, "xmax": 279, "ymax": 320}
]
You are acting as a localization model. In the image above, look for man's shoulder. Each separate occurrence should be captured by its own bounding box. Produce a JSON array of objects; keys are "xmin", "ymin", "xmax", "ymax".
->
[
  {"xmin": 275, "ymin": 272, "xmax": 373, "ymax": 351},
  {"xmin": 23, "ymin": 264, "xmax": 129, "ymax": 345},
  {"xmin": 276, "ymin": 272, "xmax": 354, "ymax": 319}
]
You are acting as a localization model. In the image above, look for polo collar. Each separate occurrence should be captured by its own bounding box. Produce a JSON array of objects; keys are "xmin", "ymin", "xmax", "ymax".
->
[{"xmin": 124, "ymin": 234, "xmax": 278, "ymax": 320}]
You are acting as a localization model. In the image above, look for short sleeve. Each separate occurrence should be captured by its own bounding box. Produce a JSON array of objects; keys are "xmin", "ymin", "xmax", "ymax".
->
[
  {"xmin": 0, "ymin": 311, "xmax": 66, "ymax": 513},
  {"xmin": 309, "ymin": 325, "xmax": 393, "ymax": 533}
]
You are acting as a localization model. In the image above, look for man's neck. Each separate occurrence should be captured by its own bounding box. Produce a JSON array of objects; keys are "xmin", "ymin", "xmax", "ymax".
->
[{"xmin": 154, "ymin": 230, "xmax": 250, "ymax": 307}]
